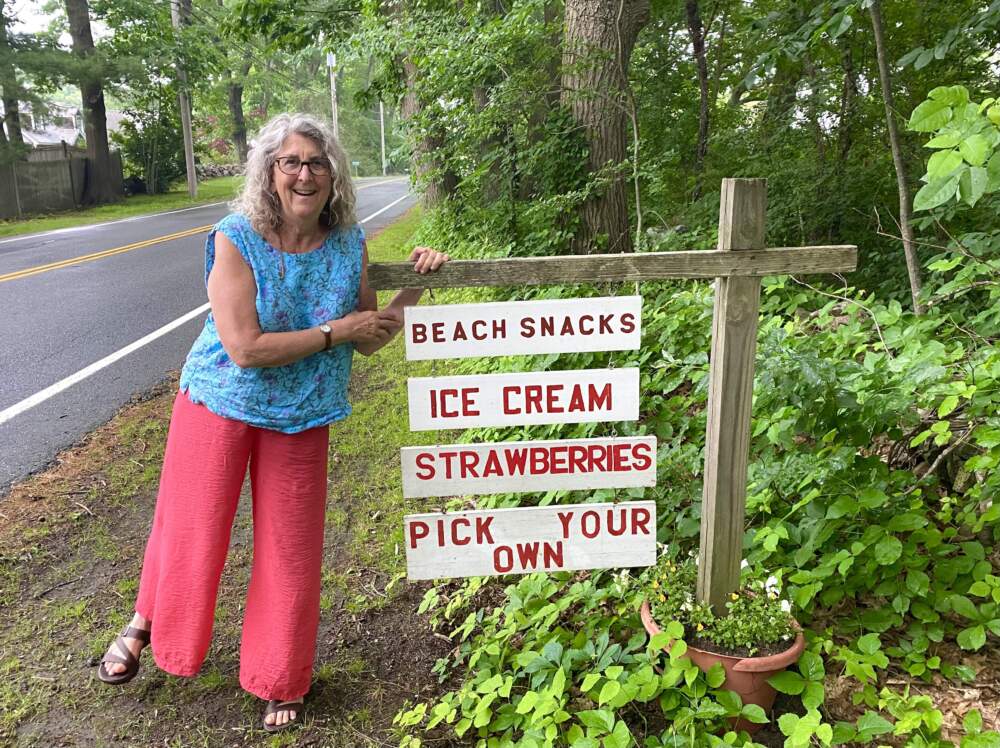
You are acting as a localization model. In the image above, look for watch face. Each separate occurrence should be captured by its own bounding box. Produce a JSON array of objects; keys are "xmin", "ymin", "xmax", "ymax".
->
[{"xmin": 320, "ymin": 324, "xmax": 332, "ymax": 333}]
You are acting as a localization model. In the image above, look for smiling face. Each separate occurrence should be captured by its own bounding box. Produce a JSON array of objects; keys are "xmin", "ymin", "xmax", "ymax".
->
[{"xmin": 270, "ymin": 132, "xmax": 333, "ymax": 227}]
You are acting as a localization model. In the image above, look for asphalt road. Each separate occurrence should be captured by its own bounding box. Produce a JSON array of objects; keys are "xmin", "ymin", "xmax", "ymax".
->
[{"xmin": 0, "ymin": 177, "xmax": 415, "ymax": 494}]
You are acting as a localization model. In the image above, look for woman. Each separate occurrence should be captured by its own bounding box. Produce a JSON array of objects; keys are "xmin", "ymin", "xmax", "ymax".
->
[{"xmin": 97, "ymin": 113, "xmax": 448, "ymax": 732}]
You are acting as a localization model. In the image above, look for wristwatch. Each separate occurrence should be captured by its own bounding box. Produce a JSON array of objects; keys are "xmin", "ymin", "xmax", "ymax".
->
[{"xmin": 319, "ymin": 323, "xmax": 333, "ymax": 350}]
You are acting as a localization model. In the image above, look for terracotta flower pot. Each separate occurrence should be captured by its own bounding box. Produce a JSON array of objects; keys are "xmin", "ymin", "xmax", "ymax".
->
[{"xmin": 640, "ymin": 599, "xmax": 805, "ymax": 733}]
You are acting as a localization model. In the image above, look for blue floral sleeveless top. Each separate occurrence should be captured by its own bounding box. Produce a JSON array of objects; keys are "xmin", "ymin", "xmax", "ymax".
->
[{"xmin": 180, "ymin": 213, "xmax": 364, "ymax": 433}]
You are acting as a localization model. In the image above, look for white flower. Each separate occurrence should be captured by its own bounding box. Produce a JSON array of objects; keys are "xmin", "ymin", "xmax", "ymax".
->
[
  {"xmin": 780, "ymin": 599, "xmax": 792, "ymax": 613},
  {"xmin": 741, "ymin": 559, "xmax": 749, "ymax": 569},
  {"xmin": 765, "ymin": 575, "xmax": 780, "ymax": 594}
]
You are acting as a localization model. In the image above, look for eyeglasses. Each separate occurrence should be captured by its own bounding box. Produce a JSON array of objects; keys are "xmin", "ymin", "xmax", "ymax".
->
[{"xmin": 275, "ymin": 156, "xmax": 332, "ymax": 176}]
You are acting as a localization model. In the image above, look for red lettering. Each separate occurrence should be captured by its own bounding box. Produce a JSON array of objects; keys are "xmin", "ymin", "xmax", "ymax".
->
[
  {"xmin": 546, "ymin": 384, "xmax": 563, "ymax": 413},
  {"xmin": 550, "ymin": 446, "xmax": 568, "ymax": 474},
  {"xmin": 516, "ymin": 542, "xmax": 541, "ymax": 569},
  {"xmin": 557, "ymin": 511, "xmax": 574, "ymax": 539},
  {"xmin": 432, "ymin": 322, "xmax": 445, "ymax": 342},
  {"xmin": 415, "ymin": 453, "xmax": 435, "ymax": 480},
  {"xmin": 530, "ymin": 447, "xmax": 550, "ymax": 474},
  {"xmin": 631, "ymin": 442, "xmax": 653, "ymax": 471},
  {"xmin": 504, "ymin": 447, "xmax": 529, "ymax": 475},
  {"xmin": 408, "ymin": 520, "xmax": 429, "ymax": 549},
  {"xmin": 560, "ymin": 317, "xmax": 574, "ymax": 336},
  {"xmin": 493, "ymin": 545, "xmax": 513, "ymax": 573},
  {"xmin": 599, "ymin": 314, "xmax": 613, "ymax": 334},
  {"xmin": 578, "ymin": 314, "xmax": 594, "ymax": 335},
  {"xmin": 525, "ymin": 385, "xmax": 543, "ymax": 414},
  {"xmin": 520, "ymin": 318, "xmax": 535, "ymax": 338},
  {"xmin": 543, "ymin": 541, "xmax": 564, "ymax": 568},
  {"xmin": 541, "ymin": 317, "xmax": 555, "ymax": 336},
  {"xmin": 460, "ymin": 451, "xmax": 479, "ymax": 478},
  {"xmin": 451, "ymin": 518, "xmax": 471, "ymax": 545},
  {"xmin": 483, "ymin": 450, "xmax": 503, "ymax": 477},
  {"xmin": 503, "ymin": 386, "xmax": 520, "ymax": 414},
  {"xmin": 493, "ymin": 319, "xmax": 506, "ymax": 338},
  {"xmin": 613, "ymin": 443, "xmax": 629, "ymax": 471},
  {"xmin": 631, "ymin": 506, "xmax": 651, "ymax": 535},
  {"xmin": 568, "ymin": 386, "xmax": 584, "ymax": 412},
  {"xmin": 581, "ymin": 510, "xmax": 600, "ymax": 538},
  {"xmin": 608, "ymin": 508, "xmax": 627, "ymax": 536},
  {"xmin": 412, "ymin": 323, "xmax": 427, "ymax": 343},
  {"xmin": 436, "ymin": 519, "xmax": 445, "ymax": 547},
  {"xmin": 590, "ymin": 383, "xmax": 612, "ymax": 411},
  {"xmin": 620, "ymin": 312, "xmax": 636, "ymax": 334},
  {"xmin": 471, "ymin": 319, "xmax": 487, "ymax": 340},
  {"xmin": 462, "ymin": 388, "xmax": 480, "ymax": 416},
  {"xmin": 569, "ymin": 446, "xmax": 588, "ymax": 473},
  {"xmin": 589, "ymin": 445, "xmax": 608, "ymax": 472},
  {"xmin": 476, "ymin": 516, "xmax": 495, "ymax": 544},
  {"xmin": 439, "ymin": 451, "xmax": 458, "ymax": 479},
  {"xmin": 453, "ymin": 321, "xmax": 468, "ymax": 341}
]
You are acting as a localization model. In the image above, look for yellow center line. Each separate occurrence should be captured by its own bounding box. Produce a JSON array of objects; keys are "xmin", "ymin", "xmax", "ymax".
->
[
  {"xmin": 0, "ymin": 178, "xmax": 408, "ymax": 285},
  {"xmin": 0, "ymin": 224, "xmax": 213, "ymax": 284}
]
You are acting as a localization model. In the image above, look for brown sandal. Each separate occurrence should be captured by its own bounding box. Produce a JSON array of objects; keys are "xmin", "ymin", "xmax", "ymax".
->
[
  {"xmin": 263, "ymin": 698, "xmax": 304, "ymax": 733},
  {"xmin": 97, "ymin": 625, "xmax": 151, "ymax": 685}
]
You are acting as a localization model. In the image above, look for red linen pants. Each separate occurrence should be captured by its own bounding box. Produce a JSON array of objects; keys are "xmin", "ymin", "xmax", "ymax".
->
[{"xmin": 135, "ymin": 391, "xmax": 330, "ymax": 700}]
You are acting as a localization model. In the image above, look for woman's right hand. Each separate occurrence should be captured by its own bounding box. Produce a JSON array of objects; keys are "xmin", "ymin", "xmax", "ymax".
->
[{"xmin": 339, "ymin": 310, "xmax": 401, "ymax": 344}]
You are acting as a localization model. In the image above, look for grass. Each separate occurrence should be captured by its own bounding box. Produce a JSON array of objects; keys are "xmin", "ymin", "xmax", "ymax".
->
[
  {"xmin": 0, "ymin": 176, "xmax": 245, "ymax": 239},
  {"xmin": 0, "ymin": 205, "xmax": 462, "ymax": 747}
]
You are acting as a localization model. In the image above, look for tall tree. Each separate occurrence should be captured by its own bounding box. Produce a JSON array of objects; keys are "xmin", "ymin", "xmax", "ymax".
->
[
  {"xmin": 227, "ymin": 62, "xmax": 252, "ymax": 164},
  {"xmin": 0, "ymin": 0, "xmax": 24, "ymax": 152},
  {"xmin": 64, "ymin": 0, "xmax": 118, "ymax": 203},
  {"xmin": 561, "ymin": 0, "xmax": 650, "ymax": 253},
  {"xmin": 685, "ymin": 0, "xmax": 709, "ymax": 201},
  {"xmin": 869, "ymin": 0, "xmax": 923, "ymax": 314}
]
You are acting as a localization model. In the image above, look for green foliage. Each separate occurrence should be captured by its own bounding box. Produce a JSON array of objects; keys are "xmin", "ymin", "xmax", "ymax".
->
[{"xmin": 647, "ymin": 557, "xmax": 795, "ymax": 656}]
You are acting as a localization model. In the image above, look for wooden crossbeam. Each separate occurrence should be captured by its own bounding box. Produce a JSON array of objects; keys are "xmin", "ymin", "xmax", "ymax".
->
[{"xmin": 367, "ymin": 245, "xmax": 857, "ymax": 290}]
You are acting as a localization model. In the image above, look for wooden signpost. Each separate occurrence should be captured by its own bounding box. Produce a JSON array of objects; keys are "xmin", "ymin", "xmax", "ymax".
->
[{"xmin": 370, "ymin": 179, "xmax": 858, "ymax": 610}]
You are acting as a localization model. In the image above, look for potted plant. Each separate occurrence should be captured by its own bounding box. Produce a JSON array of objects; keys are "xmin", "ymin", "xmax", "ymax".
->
[{"xmin": 640, "ymin": 556, "xmax": 805, "ymax": 732}]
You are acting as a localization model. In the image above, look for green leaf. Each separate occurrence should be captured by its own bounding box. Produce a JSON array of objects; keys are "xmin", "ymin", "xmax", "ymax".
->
[
  {"xmin": 957, "ymin": 625, "xmax": 987, "ymax": 651},
  {"xmin": 604, "ymin": 719, "xmax": 631, "ymax": 748},
  {"xmin": 929, "ymin": 85, "xmax": 970, "ymax": 106},
  {"xmin": 857, "ymin": 634, "xmax": 882, "ymax": 655},
  {"xmin": 973, "ymin": 426, "xmax": 1000, "ymax": 449},
  {"xmin": 715, "ymin": 689, "xmax": 742, "ymax": 715},
  {"xmin": 874, "ymin": 536, "xmax": 903, "ymax": 565},
  {"xmin": 597, "ymin": 681, "xmax": 621, "ymax": 705},
  {"xmin": 960, "ymin": 166, "xmax": 990, "ymax": 207},
  {"xmin": 572, "ymin": 739, "xmax": 600, "ymax": 748},
  {"xmin": 965, "ymin": 708, "xmax": 984, "ymax": 733},
  {"xmin": 927, "ymin": 149, "xmax": 963, "ymax": 179},
  {"xmin": 926, "ymin": 130, "xmax": 963, "ymax": 149},
  {"xmin": 798, "ymin": 651, "xmax": 825, "ymax": 681},
  {"xmin": 951, "ymin": 595, "xmax": 980, "ymax": 620},
  {"xmin": 857, "ymin": 711, "xmax": 894, "ymax": 738},
  {"xmin": 938, "ymin": 395, "xmax": 960, "ymax": 418},
  {"xmin": 741, "ymin": 704, "xmax": 769, "ymax": 724},
  {"xmin": 960, "ymin": 134, "xmax": 992, "ymax": 166},
  {"xmin": 581, "ymin": 673, "xmax": 601, "ymax": 692},
  {"xmin": 706, "ymin": 662, "xmax": 726, "ymax": 688},
  {"xmin": 909, "ymin": 99, "xmax": 953, "ymax": 132},
  {"xmin": 888, "ymin": 513, "xmax": 927, "ymax": 532},
  {"xmin": 768, "ymin": 670, "xmax": 806, "ymax": 695},
  {"xmin": 477, "ymin": 673, "xmax": 503, "ymax": 693},
  {"xmin": 802, "ymin": 681, "xmax": 825, "ymax": 710},
  {"xmin": 516, "ymin": 691, "xmax": 539, "ymax": 714},
  {"xmin": 915, "ymin": 173, "xmax": 962, "ymax": 210},
  {"xmin": 578, "ymin": 709, "xmax": 614, "ymax": 734}
]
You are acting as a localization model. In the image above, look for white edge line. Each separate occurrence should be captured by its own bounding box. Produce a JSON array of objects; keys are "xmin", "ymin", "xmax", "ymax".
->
[
  {"xmin": 0, "ymin": 177, "xmax": 407, "ymax": 247},
  {"xmin": 0, "ymin": 191, "xmax": 414, "ymax": 427}
]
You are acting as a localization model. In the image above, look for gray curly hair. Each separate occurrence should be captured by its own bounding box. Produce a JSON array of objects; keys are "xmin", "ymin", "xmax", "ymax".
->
[{"xmin": 232, "ymin": 113, "xmax": 357, "ymax": 233}]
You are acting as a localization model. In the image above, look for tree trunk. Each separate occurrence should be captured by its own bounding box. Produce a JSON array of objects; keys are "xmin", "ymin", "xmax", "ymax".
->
[
  {"xmin": 401, "ymin": 57, "xmax": 457, "ymax": 208},
  {"xmin": 686, "ymin": 0, "xmax": 709, "ymax": 201},
  {"xmin": 64, "ymin": 0, "xmax": 118, "ymax": 204},
  {"xmin": 228, "ymin": 62, "xmax": 251, "ymax": 165},
  {"xmin": 0, "ymin": 0, "xmax": 24, "ymax": 151},
  {"xmin": 869, "ymin": 0, "xmax": 923, "ymax": 314},
  {"xmin": 561, "ymin": 0, "xmax": 650, "ymax": 254}
]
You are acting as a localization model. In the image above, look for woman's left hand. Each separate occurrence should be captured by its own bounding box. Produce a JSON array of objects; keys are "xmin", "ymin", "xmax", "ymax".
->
[{"xmin": 409, "ymin": 246, "xmax": 450, "ymax": 274}]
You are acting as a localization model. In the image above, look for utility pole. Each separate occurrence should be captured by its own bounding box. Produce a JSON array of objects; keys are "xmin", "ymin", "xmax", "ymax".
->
[
  {"xmin": 171, "ymin": 0, "xmax": 197, "ymax": 198},
  {"xmin": 326, "ymin": 52, "xmax": 339, "ymax": 141},
  {"xmin": 379, "ymin": 101, "xmax": 387, "ymax": 176}
]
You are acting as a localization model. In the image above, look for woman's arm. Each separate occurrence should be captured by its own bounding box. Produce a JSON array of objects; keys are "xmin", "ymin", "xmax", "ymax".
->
[
  {"xmin": 208, "ymin": 232, "xmax": 396, "ymax": 368},
  {"xmin": 353, "ymin": 244, "xmax": 450, "ymax": 356}
]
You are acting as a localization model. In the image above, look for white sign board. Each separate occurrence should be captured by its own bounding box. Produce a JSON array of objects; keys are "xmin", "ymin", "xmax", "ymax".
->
[
  {"xmin": 404, "ymin": 296, "xmax": 642, "ymax": 360},
  {"xmin": 407, "ymin": 368, "xmax": 640, "ymax": 431},
  {"xmin": 404, "ymin": 500, "xmax": 657, "ymax": 580},
  {"xmin": 401, "ymin": 436, "xmax": 657, "ymax": 498}
]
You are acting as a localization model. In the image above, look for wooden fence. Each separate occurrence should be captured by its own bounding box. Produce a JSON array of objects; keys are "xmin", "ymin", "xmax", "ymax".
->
[
  {"xmin": 367, "ymin": 178, "xmax": 859, "ymax": 612},
  {"xmin": 0, "ymin": 152, "xmax": 124, "ymax": 220}
]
